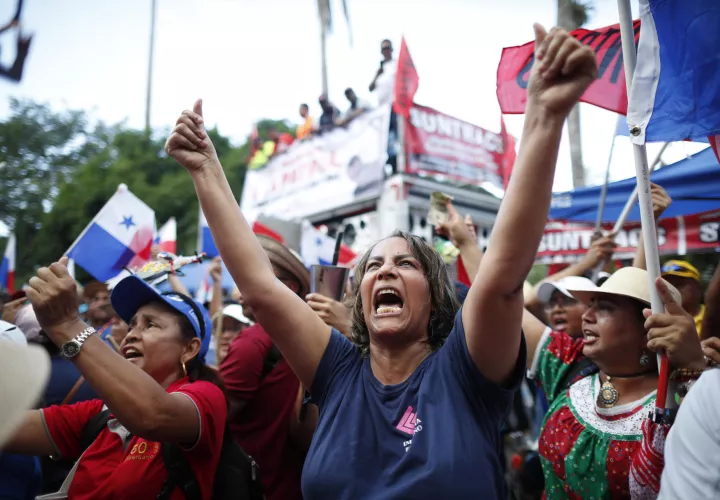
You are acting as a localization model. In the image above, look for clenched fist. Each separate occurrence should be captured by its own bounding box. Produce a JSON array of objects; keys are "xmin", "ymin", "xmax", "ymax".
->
[
  {"xmin": 26, "ymin": 256, "xmax": 84, "ymax": 344},
  {"xmin": 527, "ymin": 25, "xmax": 598, "ymax": 117},
  {"xmin": 165, "ymin": 99, "xmax": 220, "ymax": 174}
]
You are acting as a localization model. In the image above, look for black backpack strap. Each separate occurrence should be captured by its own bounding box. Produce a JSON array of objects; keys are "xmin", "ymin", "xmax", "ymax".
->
[
  {"xmin": 260, "ymin": 344, "xmax": 282, "ymax": 381},
  {"xmin": 157, "ymin": 443, "xmax": 201, "ymax": 500},
  {"xmin": 79, "ymin": 409, "xmax": 111, "ymax": 452},
  {"xmin": 560, "ymin": 356, "xmax": 598, "ymax": 392}
]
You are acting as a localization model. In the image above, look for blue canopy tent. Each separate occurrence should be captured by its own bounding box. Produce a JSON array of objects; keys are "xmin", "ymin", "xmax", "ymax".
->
[
  {"xmin": 155, "ymin": 261, "xmax": 236, "ymax": 295},
  {"xmin": 549, "ymin": 148, "xmax": 720, "ymax": 222}
]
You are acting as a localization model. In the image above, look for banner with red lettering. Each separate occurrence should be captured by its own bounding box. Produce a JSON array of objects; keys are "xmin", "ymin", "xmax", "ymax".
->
[
  {"xmin": 497, "ymin": 20, "xmax": 641, "ymax": 115},
  {"xmin": 240, "ymin": 106, "xmax": 391, "ymax": 220},
  {"xmin": 404, "ymin": 103, "xmax": 505, "ymax": 189},
  {"xmin": 393, "ymin": 36, "xmax": 419, "ymax": 119},
  {"xmin": 535, "ymin": 211, "xmax": 720, "ymax": 264}
]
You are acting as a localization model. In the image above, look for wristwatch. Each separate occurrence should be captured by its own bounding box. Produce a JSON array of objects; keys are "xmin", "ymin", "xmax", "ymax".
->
[{"xmin": 61, "ymin": 327, "xmax": 97, "ymax": 359}]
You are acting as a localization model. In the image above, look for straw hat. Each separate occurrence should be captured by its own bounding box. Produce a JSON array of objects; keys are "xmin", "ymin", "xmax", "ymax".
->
[
  {"xmin": 0, "ymin": 340, "xmax": 51, "ymax": 448},
  {"xmin": 566, "ymin": 267, "xmax": 682, "ymax": 308},
  {"xmin": 256, "ymin": 234, "xmax": 310, "ymax": 297}
]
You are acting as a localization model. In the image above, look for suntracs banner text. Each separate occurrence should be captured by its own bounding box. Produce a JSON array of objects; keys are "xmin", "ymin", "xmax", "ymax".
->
[
  {"xmin": 535, "ymin": 211, "xmax": 720, "ymax": 264},
  {"xmin": 403, "ymin": 103, "xmax": 505, "ymax": 189}
]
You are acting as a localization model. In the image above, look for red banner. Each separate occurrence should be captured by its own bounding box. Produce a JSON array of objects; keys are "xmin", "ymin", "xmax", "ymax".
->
[
  {"xmin": 393, "ymin": 37, "xmax": 419, "ymax": 119},
  {"xmin": 497, "ymin": 20, "xmax": 641, "ymax": 115},
  {"xmin": 535, "ymin": 212, "xmax": 720, "ymax": 263},
  {"xmin": 403, "ymin": 103, "xmax": 505, "ymax": 188}
]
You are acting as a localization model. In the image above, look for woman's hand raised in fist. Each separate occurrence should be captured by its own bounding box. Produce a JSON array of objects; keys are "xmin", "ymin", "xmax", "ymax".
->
[
  {"xmin": 165, "ymin": 99, "xmax": 220, "ymax": 174},
  {"xmin": 527, "ymin": 24, "xmax": 598, "ymax": 118}
]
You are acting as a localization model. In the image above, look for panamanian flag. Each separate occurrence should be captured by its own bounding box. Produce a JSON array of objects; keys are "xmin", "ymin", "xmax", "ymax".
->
[
  {"xmin": 154, "ymin": 217, "xmax": 177, "ymax": 254},
  {"xmin": 197, "ymin": 208, "xmax": 219, "ymax": 258},
  {"xmin": 67, "ymin": 184, "xmax": 156, "ymax": 281},
  {"xmin": 300, "ymin": 221, "xmax": 356, "ymax": 267},
  {"xmin": 0, "ymin": 233, "xmax": 16, "ymax": 293},
  {"xmin": 626, "ymin": 0, "xmax": 720, "ymax": 160}
]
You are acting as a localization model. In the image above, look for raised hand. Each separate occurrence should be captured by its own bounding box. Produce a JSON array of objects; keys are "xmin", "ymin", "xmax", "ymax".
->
[
  {"xmin": 436, "ymin": 202, "xmax": 474, "ymax": 249},
  {"xmin": 209, "ymin": 257, "xmax": 223, "ymax": 284},
  {"xmin": 644, "ymin": 278, "xmax": 704, "ymax": 370},
  {"xmin": 306, "ymin": 293, "xmax": 351, "ymax": 337},
  {"xmin": 527, "ymin": 24, "xmax": 598, "ymax": 117},
  {"xmin": 582, "ymin": 235, "xmax": 616, "ymax": 268},
  {"xmin": 26, "ymin": 256, "xmax": 83, "ymax": 344},
  {"xmin": 650, "ymin": 183, "xmax": 672, "ymax": 220},
  {"xmin": 165, "ymin": 99, "xmax": 219, "ymax": 174}
]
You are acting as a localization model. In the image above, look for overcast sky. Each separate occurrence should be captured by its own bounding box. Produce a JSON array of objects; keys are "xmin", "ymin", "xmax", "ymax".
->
[{"xmin": 0, "ymin": 0, "xmax": 707, "ymax": 236}]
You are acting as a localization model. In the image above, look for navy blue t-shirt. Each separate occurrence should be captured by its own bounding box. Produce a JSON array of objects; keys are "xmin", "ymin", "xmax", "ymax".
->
[{"xmin": 302, "ymin": 308, "xmax": 527, "ymax": 499}]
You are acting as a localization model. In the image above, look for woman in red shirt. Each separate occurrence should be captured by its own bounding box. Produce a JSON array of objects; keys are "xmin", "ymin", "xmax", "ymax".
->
[{"xmin": 4, "ymin": 263, "xmax": 227, "ymax": 500}]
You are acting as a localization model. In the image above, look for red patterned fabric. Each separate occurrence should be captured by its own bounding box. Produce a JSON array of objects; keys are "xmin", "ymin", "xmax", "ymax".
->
[
  {"xmin": 629, "ymin": 419, "xmax": 669, "ymax": 498},
  {"xmin": 538, "ymin": 405, "xmax": 585, "ymax": 481}
]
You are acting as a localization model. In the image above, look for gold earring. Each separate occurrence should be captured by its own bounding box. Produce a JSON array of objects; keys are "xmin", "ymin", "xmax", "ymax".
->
[{"xmin": 181, "ymin": 360, "xmax": 187, "ymax": 377}]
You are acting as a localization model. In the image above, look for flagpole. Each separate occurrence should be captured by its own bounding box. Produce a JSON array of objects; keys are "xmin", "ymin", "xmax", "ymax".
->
[
  {"xmin": 611, "ymin": 142, "xmax": 669, "ymax": 234},
  {"xmin": 145, "ymin": 0, "xmax": 157, "ymax": 135},
  {"xmin": 595, "ymin": 135, "xmax": 617, "ymax": 232},
  {"xmin": 617, "ymin": 0, "xmax": 672, "ymax": 413}
]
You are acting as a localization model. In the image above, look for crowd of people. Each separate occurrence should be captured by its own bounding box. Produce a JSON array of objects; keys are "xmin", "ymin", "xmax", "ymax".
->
[
  {"xmin": 248, "ymin": 38, "xmax": 397, "ymax": 171},
  {"xmin": 1, "ymin": 24, "xmax": 719, "ymax": 500}
]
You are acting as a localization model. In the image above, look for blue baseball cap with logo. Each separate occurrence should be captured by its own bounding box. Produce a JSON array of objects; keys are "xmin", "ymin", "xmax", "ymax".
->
[{"xmin": 110, "ymin": 276, "xmax": 212, "ymax": 361}]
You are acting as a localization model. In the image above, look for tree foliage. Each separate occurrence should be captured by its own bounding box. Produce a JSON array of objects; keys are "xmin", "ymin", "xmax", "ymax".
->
[{"xmin": 0, "ymin": 98, "xmax": 293, "ymax": 284}]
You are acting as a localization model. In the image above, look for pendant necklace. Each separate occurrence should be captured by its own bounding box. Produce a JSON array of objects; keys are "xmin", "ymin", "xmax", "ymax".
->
[{"xmin": 597, "ymin": 370, "xmax": 655, "ymax": 409}]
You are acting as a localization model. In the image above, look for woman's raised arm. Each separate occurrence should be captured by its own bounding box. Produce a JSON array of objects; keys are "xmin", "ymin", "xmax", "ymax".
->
[
  {"xmin": 461, "ymin": 25, "xmax": 598, "ymax": 384},
  {"xmin": 165, "ymin": 102, "xmax": 330, "ymax": 389}
]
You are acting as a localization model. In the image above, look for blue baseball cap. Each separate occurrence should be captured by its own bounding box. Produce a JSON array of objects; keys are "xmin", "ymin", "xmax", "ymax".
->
[{"xmin": 110, "ymin": 276, "xmax": 212, "ymax": 361}]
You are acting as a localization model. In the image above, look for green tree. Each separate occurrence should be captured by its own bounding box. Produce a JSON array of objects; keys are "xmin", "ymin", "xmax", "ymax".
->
[{"xmin": 0, "ymin": 98, "xmax": 107, "ymax": 280}]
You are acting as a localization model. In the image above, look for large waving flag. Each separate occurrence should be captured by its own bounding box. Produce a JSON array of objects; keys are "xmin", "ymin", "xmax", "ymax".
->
[
  {"xmin": 0, "ymin": 233, "xmax": 16, "ymax": 293},
  {"xmin": 197, "ymin": 208, "xmax": 219, "ymax": 258},
  {"xmin": 627, "ymin": 0, "xmax": 720, "ymax": 151},
  {"xmin": 155, "ymin": 217, "xmax": 177, "ymax": 254},
  {"xmin": 300, "ymin": 221, "xmax": 356, "ymax": 267},
  {"xmin": 67, "ymin": 184, "xmax": 156, "ymax": 281}
]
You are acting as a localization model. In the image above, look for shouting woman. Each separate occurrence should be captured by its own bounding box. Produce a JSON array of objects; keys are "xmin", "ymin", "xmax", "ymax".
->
[
  {"xmin": 4, "ymin": 266, "xmax": 226, "ymax": 499},
  {"xmin": 165, "ymin": 24, "xmax": 597, "ymax": 499}
]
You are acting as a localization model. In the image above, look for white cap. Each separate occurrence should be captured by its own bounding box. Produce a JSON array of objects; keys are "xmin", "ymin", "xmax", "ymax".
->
[
  {"xmin": 0, "ymin": 320, "xmax": 27, "ymax": 346},
  {"xmin": 0, "ymin": 341, "xmax": 50, "ymax": 448},
  {"xmin": 537, "ymin": 276, "xmax": 596, "ymax": 304},
  {"xmin": 14, "ymin": 304, "xmax": 42, "ymax": 342},
  {"xmin": 221, "ymin": 304, "xmax": 252, "ymax": 325}
]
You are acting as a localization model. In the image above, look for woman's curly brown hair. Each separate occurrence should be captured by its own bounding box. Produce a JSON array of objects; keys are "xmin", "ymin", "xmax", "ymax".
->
[{"xmin": 349, "ymin": 230, "xmax": 460, "ymax": 356}]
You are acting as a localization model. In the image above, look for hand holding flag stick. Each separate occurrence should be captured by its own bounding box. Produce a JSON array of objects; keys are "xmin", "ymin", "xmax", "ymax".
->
[{"xmin": 616, "ymin": 0, "xmax": 672, "ymax": 417}]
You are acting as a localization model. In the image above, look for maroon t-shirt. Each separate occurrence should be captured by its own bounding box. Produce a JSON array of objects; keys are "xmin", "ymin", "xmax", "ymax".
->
[{"xmin": 220, "ymin": 324, "xmax": 303, "ymax": 500}]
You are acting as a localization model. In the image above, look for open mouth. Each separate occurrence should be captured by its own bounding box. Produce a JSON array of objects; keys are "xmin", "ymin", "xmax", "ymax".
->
[
  {"xmin": 373, "ymin": 287, "xmax": 404, "ymax": 316},
  {"xmin": 582, "ymin": 329, "xmax": 599, "ymax": 345},
  {"xmin": 122, "ymin": 346, "xmax": 143, "ymax": 360},
  {"xmin": 551, "ymin": 316, "xmax": 568, "ymax": 331}
]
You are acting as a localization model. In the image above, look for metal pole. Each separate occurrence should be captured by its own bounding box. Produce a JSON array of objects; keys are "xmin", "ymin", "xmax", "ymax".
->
[
  {"xmin": 145, "ymin": 0, "xmax": 157, "ymax": 135},
  {"xmin": 611, "ymin": 142, "xmax": 669, "ymax": 234},
  {"xmin": 320, "ymin": 17, "xmax": 329, "ymax": 96},
  {"xmin": 617, "ymin": 0, "xmax": 672, "ymax": 411},
  {"xmin": 595, "ymin": 136, "xmax": 616, "ymax": 232}
]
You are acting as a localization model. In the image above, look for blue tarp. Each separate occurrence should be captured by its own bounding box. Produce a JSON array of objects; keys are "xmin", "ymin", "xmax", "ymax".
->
[{"xmin": 549, "ymin": 148, "xmax": 720, "ymax": 222}]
